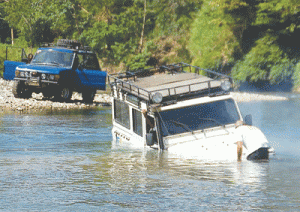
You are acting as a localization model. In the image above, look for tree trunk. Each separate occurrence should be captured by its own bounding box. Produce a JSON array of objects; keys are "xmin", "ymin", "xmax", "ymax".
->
[
  {"xmin": 11, "ymin": 28, "xmax": 14, "ymax": 45},
  {"xmin": 139, "ymin": 0, "xmax": 146, "ymax": 53}
]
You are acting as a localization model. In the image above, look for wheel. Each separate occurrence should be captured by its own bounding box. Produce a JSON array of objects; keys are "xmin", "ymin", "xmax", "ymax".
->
[
  {"xmin": 82, "ymin": 89, "xmax": 96, "ymax": 103},
  {"xmin": 54, "ymin": 86, "xmax": 73, "ymax": 102},
  {"xmin": 12, "ymin": 80, "xmax": 32, "ymax": 99}
]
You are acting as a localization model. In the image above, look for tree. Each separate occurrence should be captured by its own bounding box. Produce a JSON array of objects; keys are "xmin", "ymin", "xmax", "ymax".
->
[
  {"xmin": 190, "ymin": 0, "xmax": 300, "ymax": 87},
  {"xmin": 189, "ymin": 0, "xmax": 255, "ymax": 72},
  {"xmin": 79, "ymin": 0, "xmax": 151, "ymax": 64},
  {"xmin": 232, "ymin": 0, "xmax": 300, "ymax": 84},
  {"xmin": 3, "ymin": 0, "xmax": 88, "ymax": 46},
  {"xmin": 232, "ymin": 34, "xmax": 293, "ymax": 84},
  {"xmin": 0, "ymin": 1, "xmax": 10, "ymax": 43}
]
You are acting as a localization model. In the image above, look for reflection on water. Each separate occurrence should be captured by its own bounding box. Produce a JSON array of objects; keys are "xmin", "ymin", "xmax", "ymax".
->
[
  {"xmin": 82, "ymin": 149, "xmax": 274, "ymax": 211},
  {"xmin": 0, "ymin": 101, "xmax": 300, "ymax": 211}
]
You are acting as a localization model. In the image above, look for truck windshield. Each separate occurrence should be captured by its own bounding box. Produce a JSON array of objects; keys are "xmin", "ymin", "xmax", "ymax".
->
[
  {"xmin": 158, "ymin": 99, "xmax": 240, "ymax": 137},
  {"xmin": 31, "ymin": 50, "xmax": 74, "ymax": 67}
]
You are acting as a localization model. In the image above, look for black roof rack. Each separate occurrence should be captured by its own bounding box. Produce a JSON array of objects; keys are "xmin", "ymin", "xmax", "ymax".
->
[
  {"xmin": 40, "ymin": 39, "xmax": 93, "ymax": 52},
  {"xmin": 108, "ymin": 62, "xmax": 233, "ymax": 104}
]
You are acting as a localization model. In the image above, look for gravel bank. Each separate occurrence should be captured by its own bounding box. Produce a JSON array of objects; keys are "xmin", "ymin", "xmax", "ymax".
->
[
  {"xmin": 0, "ymin": 78, "xmax": 111, "ymax": 112},
  {"xmin": 230, "ymin": 91, "xmax": 288, "ymax": 102},
  {"xmin": 0, "ymin": 78, "xmax": 288, "ymax": 112}
]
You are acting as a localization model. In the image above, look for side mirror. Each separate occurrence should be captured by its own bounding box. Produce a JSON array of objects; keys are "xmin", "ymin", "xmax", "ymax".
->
[
  {"xmin": 146, "ymin": 133, "xmax": 154, "ymax": 146},
  {"xmin": 244, "ymin": 114, "xmax": 252, "ymax": 125}
]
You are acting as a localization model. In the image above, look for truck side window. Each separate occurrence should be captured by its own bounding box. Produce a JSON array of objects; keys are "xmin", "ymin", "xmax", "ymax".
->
[
  {"xmin": 77, "ymin": 53, "xmax": 100, "ymax": 70},
  {"xmin": 114, "ymin": 99, "xmax": 130, "ymax": 129},
  {"xmin": 132, "ymin": 109, "xmax": 143, "ymax": 136},
  {"xmin": 85, "ymin": 54, "xmax": 100, "ymax": 70},
  {"xmin": 77, "ymin": 54, "xmax": 84, "ymax": 67},
  {"xmin": 146, "ymin": 116, "xmax": 155, "ymax": 133}
]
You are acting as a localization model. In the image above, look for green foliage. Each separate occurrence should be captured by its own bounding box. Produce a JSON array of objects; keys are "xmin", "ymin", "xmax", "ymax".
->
[
  {"xmin": 189, "ymin": 0, "xmax": 250, "ymax": 70},
  {"xmin": 0, "ymin": 39, "xmax": 36, "ymax": 77},
  {"xmin": 125, "ymin": 51, "xmax": 151, "ymax": 71},
  {"xmin": 4, "ymin": 0, "xmax": 300, "ymax": 90},
  {"xmin": 233, "ymin": 0, "xmax": 300, "ymax": 85},
  {"xmin": 190, "ymin": 0, "xmax": 300, "ymax": 89},
  {"xmin": 150, "ymin": 0, "xmax": 203, "ymax": 37},
  {"xmin": 125, "ymin": 41, "xmax": 153, "ymax": 70},
  {"xmin": 79, "ymin": 0, "xmax": 146, "ymax": 64},
  {"xmin": 3, "ymin": 0, "xmax": 88, "ymax": 46},
  {"xmin": 1, "ymin": 0, "xmax": 200, "ymax": 71}
]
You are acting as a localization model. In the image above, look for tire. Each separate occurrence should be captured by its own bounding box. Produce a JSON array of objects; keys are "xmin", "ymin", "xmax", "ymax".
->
[
  {"xmin": 82, "ymin": 89, "xmax": 96, "ymax": 103},
  {"xmin": 54, "ymin": 86, "xmax": 73, "ymax": 102},
  {"xmin": 12, "ymin": 80, "xmax": 32, "ymax": 99}
]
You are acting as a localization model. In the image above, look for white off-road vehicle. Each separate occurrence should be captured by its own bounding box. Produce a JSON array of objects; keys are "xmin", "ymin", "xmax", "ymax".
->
[{"xmin": 108, "ymin": 63, "xmax": 270, "ymax": 160}]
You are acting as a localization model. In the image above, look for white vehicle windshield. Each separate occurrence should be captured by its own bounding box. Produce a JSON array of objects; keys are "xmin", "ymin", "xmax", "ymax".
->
[
  {"xmin": 158, "ymin": 99, "xmax": 240, "ymax": 137},
  {"xmin": 31, "ymin": 50, "xmax": 74, "ymax": 67}
]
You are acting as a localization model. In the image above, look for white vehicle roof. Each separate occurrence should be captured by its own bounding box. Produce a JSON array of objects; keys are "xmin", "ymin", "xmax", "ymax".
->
[{"xmin": 108, "ymin": 63, "xmax": 233, "ymax": 107}]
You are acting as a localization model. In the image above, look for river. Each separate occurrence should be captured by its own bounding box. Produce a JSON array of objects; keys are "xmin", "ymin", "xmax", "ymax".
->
[{"xmin": 0, "ymin": 99, "xmax": 299, "ymax": 211}]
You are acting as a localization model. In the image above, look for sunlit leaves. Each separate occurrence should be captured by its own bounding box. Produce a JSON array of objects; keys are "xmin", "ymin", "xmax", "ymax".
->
[
  {"xmin": 189, "ymin": 0, "xmax": 300, "ymax": 88},
  {"xmin": 189, "ymin": 0, "xmax": 245, "ymax": 69},
  {"xmin": 232, "ymin": 34, "xmax": 293, "ymax": 83}
]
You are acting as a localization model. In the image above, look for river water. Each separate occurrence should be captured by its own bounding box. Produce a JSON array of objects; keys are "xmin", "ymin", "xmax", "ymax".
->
[{"xmin": 0, "ymin": 99, "xmax": 300, "ymax": 211}]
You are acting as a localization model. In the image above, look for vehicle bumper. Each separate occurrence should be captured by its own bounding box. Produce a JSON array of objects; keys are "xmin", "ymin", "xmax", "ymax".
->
[
  {"xmin": 15, "ymin": 77, "xmax": 58, "ymax": 88},
  {"xmin": 247, "ymin": 147, "xmax": 269, "ymax": 160}
]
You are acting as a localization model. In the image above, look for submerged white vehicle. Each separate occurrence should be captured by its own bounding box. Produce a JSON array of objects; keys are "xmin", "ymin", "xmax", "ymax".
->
[{"xmin": 108, "ymin": 63, "xmax": 270, "ymax": 160}]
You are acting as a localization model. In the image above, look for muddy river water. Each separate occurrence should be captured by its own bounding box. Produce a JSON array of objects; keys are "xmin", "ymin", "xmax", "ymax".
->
[{"xmin": 0, "ymin": 98, "xmax": 300, "ymax": 211}]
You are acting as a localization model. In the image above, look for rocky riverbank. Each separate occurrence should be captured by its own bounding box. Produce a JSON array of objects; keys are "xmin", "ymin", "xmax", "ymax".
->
[
  {"xmin": 0, "ymin": 78, "xmax": 111, "ymax": 112},
  {"xmin": 0, "ymin": 78, "xmax": 288, "ymax": 112}
]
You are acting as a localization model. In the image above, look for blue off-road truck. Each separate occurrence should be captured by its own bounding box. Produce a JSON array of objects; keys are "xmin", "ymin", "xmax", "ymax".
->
[{"xmin": 3, "ymin": 39, "xmax": 106, "ymax": 102}]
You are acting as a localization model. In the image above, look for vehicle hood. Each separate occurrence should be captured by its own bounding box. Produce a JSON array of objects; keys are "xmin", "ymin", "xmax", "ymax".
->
[
  {"xmin": 16, "ymin": 64, "xmax": 70, "ymax": 74},
  {"xmin": 164, "ymin": 125, "xmax": 269, "ymax": 155}
]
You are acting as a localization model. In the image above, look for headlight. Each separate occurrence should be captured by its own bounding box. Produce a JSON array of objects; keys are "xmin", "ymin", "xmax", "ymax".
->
[
  {"xmin": 41, "ymin": 73, "xmax": 47, "ymax": 80},
  {"xmin": 152, "ymin": 92, "xmax": 163, "ymax": 103},
  {"xmin": 49, "ymin": 74, "xmax": 60, "ymax": 81},
  {"xmin": 221, "ymin": 80, "xmax": 231, "ymax": 91},
  {"xmin": 20, "ymin": 71, "xmax": 25, "ymax": 77}
]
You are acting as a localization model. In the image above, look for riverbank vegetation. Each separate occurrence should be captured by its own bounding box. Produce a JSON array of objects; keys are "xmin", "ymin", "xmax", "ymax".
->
[{"xmin": 1, "ymin": 0, "xmax": 300, "ymax": 90}]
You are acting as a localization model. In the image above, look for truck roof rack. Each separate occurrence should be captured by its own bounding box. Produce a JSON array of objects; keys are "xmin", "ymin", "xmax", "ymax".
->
[
  {"xmin": 108, "ymin": 62, "xmax": 233, "ymax": 104},
  {"xmin": 40, "ymin": 39, "xmax": 93, "ymax": 52}
]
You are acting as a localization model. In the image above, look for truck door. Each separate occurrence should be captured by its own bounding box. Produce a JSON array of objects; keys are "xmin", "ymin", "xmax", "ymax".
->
[
  {"xmin": 75, "ymin": 53, "xmax": 106, "ymax": 90},
  {"xmin": 3, "ymin": 47, "xmax": 28, "ymax": 80}
]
